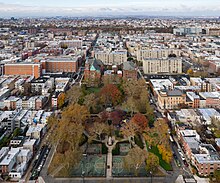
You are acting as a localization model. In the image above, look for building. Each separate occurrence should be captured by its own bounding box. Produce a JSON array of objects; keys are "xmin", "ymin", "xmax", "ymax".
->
[
  {"xmin": 41, "ymin": 56, "xmax": 79, "ymax": 74},
  {"xmin": 137, "ymin": 49, "xmax": 181, "ymax": 61},
  {"xmin": 143, "ymin": 58, "xmax": 182, "ymax": 74},
  {"xmin": 178, "ymin": 129, "xmax": 220, "ymax": 176},
  {"xmin": 197, "ymin": 108, "xmax": 220, "ymax": 125},
  {"xmin": 51, "ymin": 92, "xmax": 59, "ymax": 109},
  {"xmin": 26, "ymin": 124, "xmax": 46, "ymax": 139},
  {"xmin": 95, "ymin": 50, "xmax": 127, "ymax": 65},
  {"xmin": 10, "ymin": 136, "xmax": 25, "ymax": 147},
  {"xmin": 60, "ymin": 40, "xmax": 82, "ymax": 48},
  {"xmin": 199, "ymin": 92, "xmax": 220, "ymax": 108},
  {"xmin": 175, "ymin": 109, "xmax": 201, "ymax": 124},
  {"xmin": 4, "ymin": 63, "xmax": 41, "ymax": 78},
  {"xmin": 55, "ymin": 78, "xmax": 70, "ymax": 92},
  {"xmin": 150, "ymin": 79, "xmax": 174, "ymax": 95},
  {"xmin": 173, "ymin": 27, "xmax": 204, "ymax": 36},
  {"xmin": 84, "ymin": 58, "xmax": 103, "ymax": 82},
  {"xmin": 186, "ymin": 92, "xmax": 200, "ymax": 108},
  {"xmin": 23, "ymin": 139, "xmax": 37, "ymax": 152},
  {"xmin": 158, "ymin": 89, "xmax": 186, "ymax": 110},
  {"xmin": 122, "ymin": 62, "xmax": 137, "ymax": 80},
  {"xmin": 0, "ymin": 148, "xmax": 20, "ymax": 173}
]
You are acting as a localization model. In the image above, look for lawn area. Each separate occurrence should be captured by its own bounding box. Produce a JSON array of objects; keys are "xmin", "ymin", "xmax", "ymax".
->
[
  {"xmin": 86, "ymin": 87, "xmax": 101, "ymax": 94},
  {"xmin": 146, "ymin": 143, "xmax": 172, "ymax": 171},
  {"xmin": 102, "ymin": 143, "xmax": 108, "ymax": 154},
  {"xmin": 112, "ymin": 143, "xmax": 120, "ymax": 155}
]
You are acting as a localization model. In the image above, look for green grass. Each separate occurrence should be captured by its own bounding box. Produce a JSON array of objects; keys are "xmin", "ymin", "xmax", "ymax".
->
[
  {"xmin": 102, "ymin": 143, "xmax": 108, "ymax": 154},
  {"xmin": 86, "ymin": 87, "xmax": 101, "ymax": 94},
  {"xmin": 112, "ymin": 143, "xmax": 120, "ymax": 155},
  {"xmin": 146, "ymin": 143, "xmax": 172, "ymax": 171}
]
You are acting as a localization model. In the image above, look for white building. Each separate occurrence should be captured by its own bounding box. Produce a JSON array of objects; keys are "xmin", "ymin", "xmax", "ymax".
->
[{"xmin": 143, "ymin": 58, "xmax": 182, "ymax": 74}]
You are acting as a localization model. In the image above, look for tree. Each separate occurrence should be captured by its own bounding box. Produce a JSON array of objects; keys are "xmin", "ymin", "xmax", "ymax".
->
[
  {"xmin": 121, "ymin": 121, "xmax": 139, "ymax": 145},
  {"xmin": 13, "ymin": 128, "xmax": 21, "ymax": 137},
  {"xmin": 122, "ymin": 79, "xmax": 153, "ymax": 116},
  {"xmin": 66, "ymin": 86, "xmax": 82, "ymax": 104},
  {"xmin": 88, "ymin": 122, "xmax": 110, "ymax": 141},
  {"xmin": 131, "ymin": 113, "xmax": 148, "ymax": 132},
  {"xmin": 58, "ymin": 93, "xmax": 66, "ymax": 109},
  {"xmin": 158, "ymin": 144, "xmax": 172, "ymax": 163},
  {"xmin": 122, "ymin": 96, "xmax": 138, "ymax": 115},
  {"xmin": 154, "ymin": 119, "xmax": 169, "ymax": 145},
  {"xmin": 50, "ymin": 103, "xmax": 89, "ymax": 152},
  {"xmin": 100, "ymin": 84, "xmax": 122, "ymax": 106},
  {"xmin": 122, "ymin": 80, "xmax": 145, "ymax": 99},
  {"xmin": 187, "ymin": 68, "xmax": 194, "ymax": 76},
  {"xmin": 83, "ymin": 93, "xmax": 97, "ymax": 112},
  {"xmin": 146, "ymin": 152, "xmax": 159, "ymax": 173},
  {"xmin": 61, "ymin": 103, "xmax": 90, "ymax": 125},
  {"xmin": 124, "ymin": 146, "xmax": 148, "ymax": 175},
  {"xmin": 144, "ymin": 119, "xmax": 169, "ymax": 147},
  {"xmin": 212, "ymin": 169, "xmax": 220, "ymax": 183},
  {"xmin": 48, "ymin": 103, "xmax": 88, "ymax": 175},
  {"xmin": 47, "ymin": 116, "xmax": 58, "ymax": 130},
  {"xmin": 102, "ymin": 75, "xmax": 122, "ymax": 85}
]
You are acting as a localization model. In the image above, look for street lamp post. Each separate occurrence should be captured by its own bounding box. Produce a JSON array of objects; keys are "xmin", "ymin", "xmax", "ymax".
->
[
  {"xmin": 82, "ymin": 153, "xmax": 87, "ymax": 183},
  {"xmin": 149, "ymin": 171, "xmax": 153, "ymax": 183},
  {"xmin": 82, "ymin": 171, "xmax": 85, "ymax": 183}
]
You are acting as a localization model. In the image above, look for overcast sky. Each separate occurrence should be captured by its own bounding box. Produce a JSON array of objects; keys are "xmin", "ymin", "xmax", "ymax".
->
[{"xmin": 0, "ymin": 0, "xmax": 220, "ymax": 17}]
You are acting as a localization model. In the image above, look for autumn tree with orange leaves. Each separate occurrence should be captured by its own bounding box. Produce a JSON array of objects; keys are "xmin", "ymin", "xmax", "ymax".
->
[
  {"xmin": 131, "ymin": 113, "xmax": 148, "ymax": 132},
  {"xmin": 100, "ymin": 84, "xmax": 122, "ymax": 106}
]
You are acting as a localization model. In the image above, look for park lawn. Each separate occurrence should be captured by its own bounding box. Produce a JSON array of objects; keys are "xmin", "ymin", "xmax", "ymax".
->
[
  {"xmin": 146, "ymin": 143, "xmax": 172, "ymax": 171},
  {"xmin": 86, "ymin": 87, "xmax": 101, "ymax": 94},
  {"xmin": 112, "ymin": 143, "xmax": 120, "ymax": 155},
  {"xmin": 102, "ymin": 143, "xmax": 108, "ymax": 154}
]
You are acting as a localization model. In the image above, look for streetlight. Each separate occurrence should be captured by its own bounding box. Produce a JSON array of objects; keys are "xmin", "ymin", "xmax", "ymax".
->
[
  {"xmin": 82, "ymin": 153, "xmax": 87, "ymax": 183},
  {"xmin": 149, "ymin": 171, "xmax": 153, "ymax": 183},
  {"xmin": 81, "ymin": 170, "xmax": 85, "ymax": 183}
]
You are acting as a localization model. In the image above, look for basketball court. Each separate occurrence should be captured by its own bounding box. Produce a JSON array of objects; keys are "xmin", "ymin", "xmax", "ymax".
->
[{"xmin": 71, "ymin": 155, "xmax": 106, "ymax": 177}]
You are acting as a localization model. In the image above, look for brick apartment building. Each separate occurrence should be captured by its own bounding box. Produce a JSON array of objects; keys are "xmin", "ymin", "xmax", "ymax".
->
[
  {"xmin": 178, "ymin": 129, "xmax": 220, "ymax": 176},
  {"xmin": 4, "ymin": 63, "xmax": 41, "ymax": 78},
  {"xmin": 158, "ymin": 89, "xmax": 186, "ymax": 109},
  {"xmin": 41, "ymin": 57, "xmax": 79, "ymax": 74}
]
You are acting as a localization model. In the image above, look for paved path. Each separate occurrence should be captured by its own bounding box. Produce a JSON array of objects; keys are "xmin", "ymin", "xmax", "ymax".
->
[{"xmin": 105, "ymin": 137, "xmax": 118, "ymax": 179}]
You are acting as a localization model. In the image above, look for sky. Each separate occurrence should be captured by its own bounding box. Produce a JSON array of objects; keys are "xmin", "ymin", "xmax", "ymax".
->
[{"xmin": 0, "ymin": 0, "xmax": 220, "ymax": 17}]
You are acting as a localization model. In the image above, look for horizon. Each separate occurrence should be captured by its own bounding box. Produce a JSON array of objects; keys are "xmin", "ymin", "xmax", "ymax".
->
[{"xmin": 0, "ymin": 0, "xmax": 220, "ymax": 18}]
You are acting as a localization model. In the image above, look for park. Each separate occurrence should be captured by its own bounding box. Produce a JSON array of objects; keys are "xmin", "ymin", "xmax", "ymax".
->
[{"xmin": 47, "ymin": 78, "xmax": 173, "ymax": 179}]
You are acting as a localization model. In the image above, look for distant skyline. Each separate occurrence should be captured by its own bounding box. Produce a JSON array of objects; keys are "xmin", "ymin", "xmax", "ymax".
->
[{"xmin": 0, "ymin": 0, "xmax": 220, "ymax": 17}]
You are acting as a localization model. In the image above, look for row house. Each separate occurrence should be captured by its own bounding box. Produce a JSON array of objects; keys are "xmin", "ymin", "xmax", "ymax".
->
[{"xmin": 178, "ymin": 129, "xmax": 220, "ymax": 176}]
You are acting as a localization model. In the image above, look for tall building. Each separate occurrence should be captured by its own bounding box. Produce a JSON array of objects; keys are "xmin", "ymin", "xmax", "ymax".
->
[
  {"xmin": 60, "ymin": 40, "xmax": 82, "ymax": 48},
  {"xmin": 95, "ymin": 50, "xmax": 127, "ymax": 65},
  {"xmin": 173, "ymin": 27, "xmax": 204, "ymax": 35},
  {"xmin": 4, "ymin": 63, "xmax": 41, "ymax": 78},
  {"xmin": 137, "ymin": 49, "xmax": 181, "ymax": 61},
  {"xmin": 143, "ymin": 58, "xmax": 182, "ymax": 74},
  {"xmin": 41, "ymin": 57, "xmax": 79, "ymax": 74}
]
